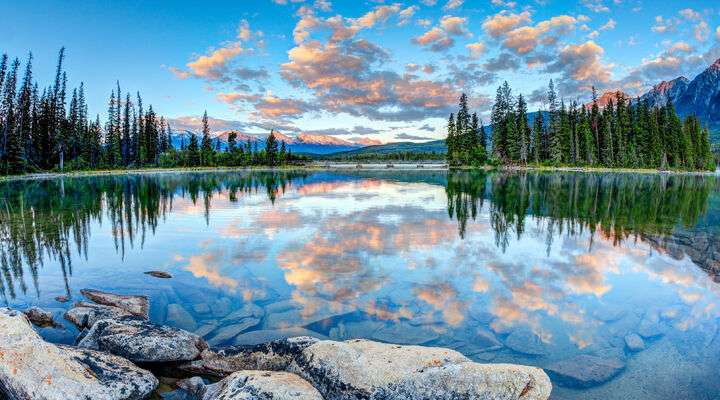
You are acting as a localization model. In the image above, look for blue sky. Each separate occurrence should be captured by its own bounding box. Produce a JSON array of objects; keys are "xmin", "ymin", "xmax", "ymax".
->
[{"xmin": 2, "ymin": 0, "xmax": 719, "ymax": 143}]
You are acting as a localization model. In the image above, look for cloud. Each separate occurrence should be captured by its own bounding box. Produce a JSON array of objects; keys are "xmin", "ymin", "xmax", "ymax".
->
[
  {"xmin": 218, "ymin": 91, "xmax": 316, "ymax": 120},
  {"xmin": 395, "ymin": 133, "xmax": 435, "ymax": 140},
  {"xmin": 443, "ymin": 0, "xmax": 463, "ymax": 11},
  {"xmin": 545, "ymin": 41, "xmax": 612, "ymax": 93},
  {"xmin": 679, "ymin": 8, "xmax": 701, "ymax": 21},
  {"xmin": 484, "ymin": 52, "xmax": 520, "ymax": 71},
  {"xmin": 716, "ymin": 26, "xmax": 720, "ymax": 41},
  {"xmin": 599, "ymin": 18, "xmax": 616, "ymax": 31},
  {"xmin": 694, "ymin": 21, "xmax": 710, "ymax": 42},
  {"xmin": 398, "ymin": 5, "xmax": 419, "ymax": 26},
  {"xmin": 581, "ymin": 0, "xmax": 609, "ymax": 13},
  {"xmin": 413, "ymin": 15, "xmax": 469, "ymax": 52},
  {"xmin": 652, "ymin": 15, "xmax": 678, "ymax": 34},
  {"xmin": 168, "ymin": 115, "xmax": 248, "ymax": 133},
  {"xmin": 466, "ymin": 41, "xmax": 486, "ymax": 59},
  {"xmin": 482, "ymin": 10, "xmax": 532, "ymax": 38}
]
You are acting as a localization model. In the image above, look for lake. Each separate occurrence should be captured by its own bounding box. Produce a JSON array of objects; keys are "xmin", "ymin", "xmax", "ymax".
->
[{"xmin": 1, "ymin": 170, "xmax": 719, "ymax": 399}]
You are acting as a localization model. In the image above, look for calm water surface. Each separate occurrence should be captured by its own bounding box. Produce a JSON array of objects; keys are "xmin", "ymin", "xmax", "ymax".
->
[{"xmin": 1, "ymin": 170, "xmax": 720, "ymax": 399}]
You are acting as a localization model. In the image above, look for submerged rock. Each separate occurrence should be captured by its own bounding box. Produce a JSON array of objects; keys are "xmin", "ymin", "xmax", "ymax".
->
[
  {"xmin": 288, "ymin": 338, "xmax": 551, "ymax": 400},
  {"xmin": 23, "ymin": 306, "xmax": 56, "ymax": 327},
  {"xmin": 371, "ymin": 322, "xmax": 440, "ymax": 345},
  {"xmin": 545, "ymin": 354, "xmax": 625, "ymax": 388},
  {"xmin": 178, "ymin": 336, "xmax": 320, "ymax": 378},
  {"xmin": 77, "ymin": 318, "xmax": 207, "ymax": 363},
  {"xmin": 145, "ymin": 270, "xmax": 172, "ymax": 279},
  {"xmin": 637, "ymin": 315, "xmax": 665, "ymax": 339},
  {"xmin": 624, "ymin": 333, "xmax": 646, "ymax": 352},
  {"xmin": 203, "ymin": 370, "xmax": 323, "ymax": 400},
  {"xmin": 80, "ymin": 289, "xmax": 149, "ymax": 318},
  {"xmin": 207, "ymin": 318, "xmax": 261, "ymax": 346},
  {"xmin": 54, "ymin": 295, "xmax": 70, "ymax": 303},
  {"xmin": 64, "ymin": 301, "xmax": 139, "ymax": 330},
  {"xmin": 504, "ymin": 328, "xmax": 546, "ymax": 356},
  {"xmin": 0, "ymin": 308, "xmax": 157, "ymax": 400},
  {"xmin": 221, "ymin": 303, "xmax": 265, "ymax": 324},
  {"xmin": 167, "ymin": 303, "xmax": 198, "ymax": 332}
]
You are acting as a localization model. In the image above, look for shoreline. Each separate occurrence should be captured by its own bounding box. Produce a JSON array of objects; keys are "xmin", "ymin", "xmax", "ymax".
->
[{"xmin": 0, "ymin": 163, "xmax": 716, "ymax": 182}]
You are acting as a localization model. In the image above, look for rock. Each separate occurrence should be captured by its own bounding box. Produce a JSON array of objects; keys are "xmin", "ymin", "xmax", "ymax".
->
[
  {"xmin": 162, "ymin": 376, "xmax": 207, "ymax": 400},
  {"xmin": 221, "ymin": 303, "xmax": 265, "ymax": 323},
  {"xmin": 264, "ymin": 299, "xmax": 302, "ymax": 315},
  {"xmin": 371, "ymin": 322, "xmax": 439, "ymax": 345},
  {"xmin": 203, "ymin": 371, "xmax": 323, "ymax": 400},
  {"xmin": 289, "ymin": 339, "xmax": 551, "ymax": 400},
  {"xmin": 178, "ymin": 336, "xmax": 320, "ymax": 378},
  {"xmin": 263, "ymin": 298, "xmax": 352, "ymax": 329},
  {"xmin": 545, "ymin": 354, "xmax": 625, "ymax": 388},
  {"xmin": 23, "ymin": 306, "xmax": 55, "ymax": 327},
  {"xmin": 145, "ymin": 270, "xmax": 172, "ymax": 279},
  {"xmin": 64, "ymin": 301, "xmax": 139, "ymax": 330},
  {"xmin": 624, "ymin": 333, "xmax": 645, "ymax": 352},
  {"xmin": 55, "ymin": 295, "xmax": 70, "ymax": 303},
  {"xmin": 211, "ymin": 298, "xmax": 232, "ymax": 318},
  {"xmin": 167, "ymin": 303, "xmax": 198, "ymax": 332},
  {"xmin": 208, "ymin": 318, "xmax": 261, "ymax": 346},
  {"xmin": 80, "ymin": 289, "xmax": 149, "ymax": 318},
  {"xmin": 232, "ymin": 328, "xmax": 328, "ymax": 346},
  {"xmin": 637, "ymin": 317, "xmax": 664, "ymax": 339},
  {"xmin": 0, "ymin": 308, "xmax": 157, "ymax": 400},
  {"xmin": 195, "ymin": 323, "xmax": 218, "ymax": 337},
  {"xmin": 329, "ymin": 320, "xmax": 384, "ymax": 341},
  {"xmin": 505, "ymin": 328, "xmax": 546, "ymax": 356},
  {"xmin": 77, "ymin": 318, "xmax": 207, "ymax": 363},
  {"xmin": 193, "ymin": 303, "xmax": 211, "ymax": 315}
]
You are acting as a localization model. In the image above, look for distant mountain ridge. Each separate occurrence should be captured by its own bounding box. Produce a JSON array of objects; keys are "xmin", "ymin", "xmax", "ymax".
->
[{"xmin": 640, "ymin": 58, "xmax": 720, "ymax": 131}]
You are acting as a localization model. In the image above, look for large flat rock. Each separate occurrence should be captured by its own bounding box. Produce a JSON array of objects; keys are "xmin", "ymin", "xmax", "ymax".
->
[
  {"xmin": 0, "ymin": 308, "xmax": 157, "ymax": 400},
  {"xmin": 77, "ymin": 318, "xmax": 207, "ymax": 363},
  {"xmin": 545, "ymin": 354, "xmax": 625, "ymax": 388},
  {"xmin": 202, "ymin": 370, "xmax": 323, "ymax": 400},
  {"xmin": 64, "ymin": 301, "xmax": 139, "ymax": 330},
  {"xmin": 288, "ymin": 338, "xmax": 551, "ymax": 400},
  {"xmin": 80, "ymin": 289, "xmax": 149, "ymax": 318}
]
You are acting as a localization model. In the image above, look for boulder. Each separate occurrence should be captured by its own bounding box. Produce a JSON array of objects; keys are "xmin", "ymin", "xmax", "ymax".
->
[
  {"xmin": 77, "ymin": 318, "xmax": 207, "ymax": 363},
  {"xmin": 202, "ymin": 371, "xmax": 323, "ymax": 400},
  {"xmin": 504, "ymin": 328, "xmax": 546, "ymax": 356},
  {"xmin": 208, "ymin": 318, "xmax": 261, "ymax": 346},
  {"xmin": 637, "ymin": 316, "xmax": 665, "ymax": 339},
  {"xmin": 178, "ymin": 336, "xmax": 320, "ymax": 378},
  {"xmin": 80, "ymin": 289, "xmax": 149, "ymax": 318},
  {"xmin": 167, "ymin": 303, "xmax": 198, "ymax": 332},
  {"xmin": 145, "ymin": 270, "xmax": 172, "ymax": 279},
  {"xmin": 23, "ymin": 306, "xmax": 55, "ymax": 327},
  {"xmin": 196, "ymin": 323, "xmax": 218, "ymax": 337},
  {"xmin": 0, "ymin": 308, "xmax": 157, "ymax": 400},
  {"xmin": 624, "ymin": 333, "xmax": 645, "ymax": 352},
  {"xmin": 288, "ymin": 339, "xmax": 551, "ymax": 400},
  {"xmin": 54, "ymin": 295, "xmax": 70, "ymax": 303},
  {"xmin": 64, "ymin": 301, "xmax": 139, "ymax": 330},
  {"xmin": 545, "ymin": 354, "xmax": 625, "ymax": 388},
  {"xmin": 232, "ymin": 328, "xmax": 328, "ymax": 346},
  {"xmin": 221, "ymin": 303, "xmax": 265, "ymax": 324}
]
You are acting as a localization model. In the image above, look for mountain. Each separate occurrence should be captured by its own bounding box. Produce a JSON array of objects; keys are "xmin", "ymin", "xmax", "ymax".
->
[
  {"xmin": 640, "ymin": 77, "xmax": 690, "ymax": 108},
  {"xmin": 639, "ymin": 58, "xmax": 720, "ymax": 132},
  {"xmin": 169, "ymin": 130, "xmax": 365, "ymax": 155},
  {"xmin": 320, "ymin": 140, "xmax": 447, "ymax": 158},
  {"xmin": 588, "ymin": 90, "xmax": 631, "ymax": 109}
]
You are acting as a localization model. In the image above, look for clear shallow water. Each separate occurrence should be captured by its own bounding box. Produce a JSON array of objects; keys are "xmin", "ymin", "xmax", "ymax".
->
[{"xmin": 1, "ymin": 170, "xmax": 720, "ymax": 399}]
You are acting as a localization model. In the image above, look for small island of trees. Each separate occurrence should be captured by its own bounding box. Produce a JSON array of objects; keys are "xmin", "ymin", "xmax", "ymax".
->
[{"xmin": 446, "ymin": 80, "xmax": 715, "ymax": 171}]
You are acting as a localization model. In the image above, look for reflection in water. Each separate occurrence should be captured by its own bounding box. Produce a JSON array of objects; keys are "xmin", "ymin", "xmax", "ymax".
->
[{"xmin": 1, "ymin": 170, "xmax": 719, "ymax": 399}]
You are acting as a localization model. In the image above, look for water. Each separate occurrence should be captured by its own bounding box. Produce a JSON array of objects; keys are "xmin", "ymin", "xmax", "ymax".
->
[{"xmin": 1, "ymin": 170, "xmax": 719, "ymax": 399}]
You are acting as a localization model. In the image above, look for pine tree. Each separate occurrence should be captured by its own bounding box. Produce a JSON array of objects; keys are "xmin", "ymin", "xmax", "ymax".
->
[
  {"xmin": 187, "ymin": 133, "xmax": 200, "ymax": 166},
  {"xmin": 532, "ymin": 111, "xmax": 543, "ymax": 163},
  {"xmin": 547, "ymin": 80, "xmax": 562, "ymax": 164},
  {"xmin": 122, "ymin": 93, "xmax": 131, "ymax": 165},
  {"xmin": 446, "ymin": 113, "xmax": 456, "ymax": 163},
  {"xmin": 516, "ymin": 94, "xmax": 529, "ymax": 164},
  {"xmin": 266, "ymin": 130, "xmax": 279, "ymax": 166},
  {"xmin": 200, "ymin": 111, "xmax": 212, "ymax": 166}
]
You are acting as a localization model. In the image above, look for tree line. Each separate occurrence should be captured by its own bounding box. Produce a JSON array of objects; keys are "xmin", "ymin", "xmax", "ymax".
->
[
  {"xmin": 446, "ymin": 80, "xmax": 715, "ymax": 171},
  {"xmin": 0, "ymin": 48, "xmax": 301, "ymax": 176}
]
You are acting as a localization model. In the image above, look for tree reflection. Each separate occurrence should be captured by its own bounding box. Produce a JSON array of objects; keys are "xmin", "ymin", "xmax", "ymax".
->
[
  {"xmin": 447, "ymin": 171, "xmax": 717, "ymax": 256},
  {"xmin": 0, "ymin": 171, "xmax": 308, "ymax": 301}
]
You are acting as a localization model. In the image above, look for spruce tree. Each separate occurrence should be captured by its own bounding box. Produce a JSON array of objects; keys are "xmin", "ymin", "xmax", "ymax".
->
[
  {"xmin": 188, "ymin": 133, "xmax": 200, "ymax": 166},
  {"xmin": 516, "ymin": 94, "xmax": 529, "ymax": 164},
  {"xmin": 266, "ymin": 130, "xmax": 279, "ymax": 166},
  {"xmin": 200, "ymin": 111, "xmax": 212, "ymax": 166}
]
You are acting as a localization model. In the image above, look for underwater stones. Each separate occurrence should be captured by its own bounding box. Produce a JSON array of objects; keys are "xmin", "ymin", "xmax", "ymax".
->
[
  {"xmin": 545, "ymin": 354, "xmax": 625, "ymax": 388},
  {"xmin": 77, "ymin": 318, "xmax": 207, "ymax": 363},
  {"xmin": 207, "ymin": 318, "xmax": 261, "ymax": 346},
  {"xmin": 288, "ymin": 339, "xmax": 551, "ymax": 400},
  {"xmin": 145, "ymin": 270, "xmax": 172, "ymax": 278},
  {"xmin": 167, "ymin": 303, "xmax": 198, "ymax": 332},
  {"xmin": 64, "ymin": 301, "xmax": 139, "ymax": 330},
  {"xmin": 80, "ymin": 289, "xmax": 149, "ymax": 318},
  {"xmin": 54, "ymin": 295, "xmax": 70, "ymax": 303},
  {"xmin": 193, "ymin": 303, "xmax": 211, "ymax": 315},
  {"xmin": 232, "ymin": 328, "xmax": 329, "ymax": 346},
  {"xmin": 221, "ymin": 303, "xmax": 265, "ymax": 324},
  {"xmin": 23, "ymin": 306, "xmax": 55, "ymax": 327},
  {"xmin": 371, "ymin": 322, "xmax": 440, "ymax": 345},
  {"xmin": 0, "ymin": 308, "xmax": 157, "ymax": 400},
  {"xmin": 624, "ymin": 333, "xmax": 645, "ymax": 352},
  {"xmin": 637, "ymin": 316, "xmax": 665, "ymax": 339},
  {"xmin": 504, "ymin": 328, "xmax": 546, "ymax": 356},
  {"xmin": 203, "ymin": 370, "xmax": 324, "ymax": 400},
  {"xmin": 594, "ymin": 306, "xmax": 627, "ymax": 322},
  {"xmin": 195, "ymin": 323, "xmax": 219, "ymax": 337},
  {"xmin": 178, "ymin": 336, "xmax": 320, "ymax": 378},
  {"xmin": 211, "ymin": 298, "xmax": 232, "ymax": 318}
]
